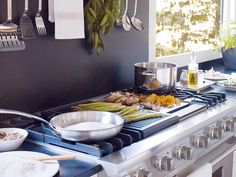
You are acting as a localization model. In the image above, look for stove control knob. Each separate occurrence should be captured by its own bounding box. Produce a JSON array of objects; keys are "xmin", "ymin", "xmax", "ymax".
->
[
  {"xmin": 131, "ymin": 168, "xmax": 151, "ymax": 177},
  {"xmin": 175, "ymin": 145, "xmax": 193, "ymax": 160},
  {"xmin": 152, "ymin": 155, "xmax": 174, "ymax": 171},
  {"xmin": 193, "ymin": 135, "xmax": 209, "ymax": 148},
  {"xmin": 223, "ymin": 120, "xmax": 235, "ymax": 132},
  {"xmin": 209, "ymin": 126, "xmax": 223, "ymax": 139}
]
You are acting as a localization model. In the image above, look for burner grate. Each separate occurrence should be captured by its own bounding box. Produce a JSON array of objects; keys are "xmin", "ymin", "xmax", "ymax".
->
[{"xmin": 26, "ymin": 124, "xmax": 142, "ymax": 157}]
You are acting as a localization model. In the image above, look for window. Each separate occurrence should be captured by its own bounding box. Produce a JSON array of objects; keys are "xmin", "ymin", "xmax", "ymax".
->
[
  {"xmin": 148, "ymin": 0, "xmax": 236, "ymax": 67},
  {"xmin": 156, "ymin": 0, "xmax": 221, "ymax": 57}
]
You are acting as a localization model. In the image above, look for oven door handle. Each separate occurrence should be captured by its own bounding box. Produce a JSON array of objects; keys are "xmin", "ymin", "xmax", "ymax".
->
[{"xmin": 211, "ymin": 144, "xmax": 236, "ymax": 166}]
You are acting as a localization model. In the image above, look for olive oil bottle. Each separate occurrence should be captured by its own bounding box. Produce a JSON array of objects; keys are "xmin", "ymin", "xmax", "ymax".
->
[{"xmin": 188, "ymin": 52, "xmax": 198, "ymax": 87}]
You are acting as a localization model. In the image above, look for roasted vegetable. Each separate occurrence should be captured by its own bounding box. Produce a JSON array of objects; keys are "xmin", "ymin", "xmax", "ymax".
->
[
  {"xmin": 73, "ymin": 101, "xmax": 164, "ymax": 123},
  {"xmin": 124, "ymin": 112, "xmax": 162, "ymax": 123},
  {"xmin": 118, "ymin": 105, "xmax": 140, "ymax": 116},
  {"xmin": 142, "ymin": 94, "xmax": 180, "ymax": 108},
  {"xmin": 72, "ymin": 102, "xmax": 126, "ymax": 112}
]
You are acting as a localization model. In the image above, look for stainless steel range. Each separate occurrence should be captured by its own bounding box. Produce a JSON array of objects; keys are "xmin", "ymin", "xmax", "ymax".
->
[{"xmin": 1, "ymin": 86, "xmax": 236, "ymax": 177}]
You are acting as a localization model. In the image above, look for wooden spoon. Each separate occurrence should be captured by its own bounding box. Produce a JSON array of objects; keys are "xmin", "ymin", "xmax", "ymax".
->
[{"xmin": 33, "ymin": 154, "xmax": 76, "ymax": 161}]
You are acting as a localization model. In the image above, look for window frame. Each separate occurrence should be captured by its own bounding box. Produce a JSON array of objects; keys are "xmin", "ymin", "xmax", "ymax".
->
[{"xmin": 149, "ymin": 0, "xmax": 223, "ymax": 67}]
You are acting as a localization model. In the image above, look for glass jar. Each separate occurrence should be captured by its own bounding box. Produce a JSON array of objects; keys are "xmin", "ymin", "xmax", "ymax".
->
[
  {"xmin": 180, "ymin": 70, "xmax": 188, "ymax": 86},
  {"xmin": 188, "ymin": 71, "xmax": 198, "ymax": 86}
]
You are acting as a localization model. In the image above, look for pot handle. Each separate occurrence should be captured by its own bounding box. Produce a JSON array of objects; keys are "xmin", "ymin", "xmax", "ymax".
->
[
  {"xmin": 0, "ymin": 109, "xmax": 61, "ymax": 137},
  {"xmin": 142, "ymin": 70, "xmax": 155, "ymax": 76}
]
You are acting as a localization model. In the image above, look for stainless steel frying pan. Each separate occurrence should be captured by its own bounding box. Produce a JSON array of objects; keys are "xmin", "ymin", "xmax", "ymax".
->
[{"xmin": 0, "ymin": 109, "xmax": 124, "ymax": 142}]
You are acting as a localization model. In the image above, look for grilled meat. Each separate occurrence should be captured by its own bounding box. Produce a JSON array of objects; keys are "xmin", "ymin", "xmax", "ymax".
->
[{"xmin": 0, "ymin": 131, "xmax": 6, "ymax": 139}]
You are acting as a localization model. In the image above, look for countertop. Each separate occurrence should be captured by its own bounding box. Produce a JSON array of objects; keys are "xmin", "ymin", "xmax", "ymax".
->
[{"xmin": 15, "ymin": 141, "xmax": 103, "ymax": 177}]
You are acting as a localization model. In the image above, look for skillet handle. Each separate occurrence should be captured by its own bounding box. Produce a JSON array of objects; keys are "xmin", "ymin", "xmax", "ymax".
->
[{"xmin": 0, "ymin": 109, "xmax": 61, "ymax": 137}]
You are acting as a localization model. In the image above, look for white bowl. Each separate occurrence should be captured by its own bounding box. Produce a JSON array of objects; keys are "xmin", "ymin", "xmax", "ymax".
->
[{"xmin": 0, "ymin": 128, "xmax": 28, "ymax": 151}]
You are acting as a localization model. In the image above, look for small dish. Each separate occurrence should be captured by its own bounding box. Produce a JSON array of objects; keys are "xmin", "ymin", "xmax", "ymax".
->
[
  {"xmin": 217, "ymin": 80, "xmax": 236, "ymax": 92},
  {"xmin": 204, "ymin": 76, "xmax": 227, "ymax": 82},
  {"xmin": 204, "ymin": 69, "xmax": 228, "ymax": 81},
  {"xmin": 0, "ymin": 151, "xmax": 60, "ymax": 177},
  {"xmin": 223, "ymin": 86, "xmax": 236, "ymax": 92},
  {"xmin": 0, "ymin": 128, "xmax": 28, "ymax": 151}
]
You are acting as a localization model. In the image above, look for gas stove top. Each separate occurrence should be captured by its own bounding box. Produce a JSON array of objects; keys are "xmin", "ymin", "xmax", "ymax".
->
[{"xmin": 0, "ymin": 88, "xmax": 227, "ymax": 159}]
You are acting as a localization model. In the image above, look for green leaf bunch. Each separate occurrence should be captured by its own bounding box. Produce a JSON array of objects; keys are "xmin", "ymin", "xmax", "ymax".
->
[
  {"xmin": 85, "ymin": 0, "xmax": 120, "ymax": 54},
  {"xmin": 218, "ymin": 21, "xmax": 236, "ymax": 51}
]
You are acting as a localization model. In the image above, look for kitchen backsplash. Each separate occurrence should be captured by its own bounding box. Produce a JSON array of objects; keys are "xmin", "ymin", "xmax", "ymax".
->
[{"xmin": 0, "ymin": 0, "xmax": 149, "ymax": 113}]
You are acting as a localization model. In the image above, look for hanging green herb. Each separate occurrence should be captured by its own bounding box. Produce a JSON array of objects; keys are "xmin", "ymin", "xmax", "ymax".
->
[{"xmin": 85, "ymin": 0, "xmax": 120, "ymax": 54}]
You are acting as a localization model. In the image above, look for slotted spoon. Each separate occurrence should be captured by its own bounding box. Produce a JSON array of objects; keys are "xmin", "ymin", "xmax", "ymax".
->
[
  {"xmin": 121, "ymin": 0, "xmax": 131, "ymax": 31},
  {"xmin": 131, "ymin": 0, "xmax": 144, "ymax": 31}
]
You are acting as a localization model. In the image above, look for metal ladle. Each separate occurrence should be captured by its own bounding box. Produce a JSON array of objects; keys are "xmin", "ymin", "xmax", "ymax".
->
[
  {"xmin": 122, "ymin": 0, "xmax": 131, "ymax": 31},
  {"xmin": 131, "ymin": 0, "xmax": 144, "ymax": 31}
]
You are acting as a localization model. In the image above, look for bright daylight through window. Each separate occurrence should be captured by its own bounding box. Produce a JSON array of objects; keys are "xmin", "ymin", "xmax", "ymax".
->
[{"xmin": 156, "ymin": 0, "xmax": 221, "ymax": 57}]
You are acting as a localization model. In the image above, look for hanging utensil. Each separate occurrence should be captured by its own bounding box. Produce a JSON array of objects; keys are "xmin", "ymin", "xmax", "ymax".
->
[
  {"xmin": 121, "ymin": 0, "xmax": 131, "ymax": 31},
  {"xmin": 20, "ymin": 0, "xmax": 36, "ymax": 39},
  {"xmin": 35, "ymin": 0, "xmax": 47, "ymax": 36},
  {"xmin": 0, "ymin": 109, "xmax": 124, "ymax": 142},
  {"xmin": 116, "ymin": 0, "xmax": 125, "ymax": 26},
  {"xmin": 131, "ymin": 0, "xmax": 144, "ymax": 31},
  {"xmin": 0, "ymin": 0, "xmax": 26, "ymax": 51}
]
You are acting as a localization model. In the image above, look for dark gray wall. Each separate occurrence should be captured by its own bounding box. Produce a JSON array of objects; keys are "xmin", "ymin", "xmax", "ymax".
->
[{"xmin": 0, "ymin": 0, "xmax": 149, "ymax": 113}]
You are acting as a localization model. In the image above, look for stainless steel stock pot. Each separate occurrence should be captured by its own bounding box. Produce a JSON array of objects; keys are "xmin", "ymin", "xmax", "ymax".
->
[{"xmin": 134, "ymin": 62, "xmax": 177, "ymax": 90}]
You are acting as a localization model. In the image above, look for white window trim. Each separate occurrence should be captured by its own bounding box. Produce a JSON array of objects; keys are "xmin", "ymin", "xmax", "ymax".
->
[{"xmin": 148, "ymin": 0, "xmax": 223, "ymax": 68}]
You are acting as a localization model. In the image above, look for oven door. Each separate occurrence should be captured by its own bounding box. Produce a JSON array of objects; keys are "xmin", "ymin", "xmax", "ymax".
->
[{"xmin": 211, "ymin": 148, "xmax": 234, "ymax": 177}]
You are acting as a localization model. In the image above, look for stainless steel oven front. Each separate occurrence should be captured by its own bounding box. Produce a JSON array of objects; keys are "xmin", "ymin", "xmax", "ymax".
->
[
  {"xmin": 169, "ymin": 137, "xmax": 236, "ymax": 177},
  {"xmin": 142, "ymin": 112, "xmax": 236, "ymax": 177}
]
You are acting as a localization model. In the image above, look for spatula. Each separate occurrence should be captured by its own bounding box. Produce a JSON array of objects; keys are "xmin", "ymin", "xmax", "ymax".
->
[
  {"xmin": 20, "ymin": 0, "xmax": 36, "ymax": 39},
  {"xmin": 0, "ymin": 0, "xmax": 26, "ymax": 51},
  {"xmin": 35, "ymin": 0, "xmax": 47, "ymax": 36}
]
